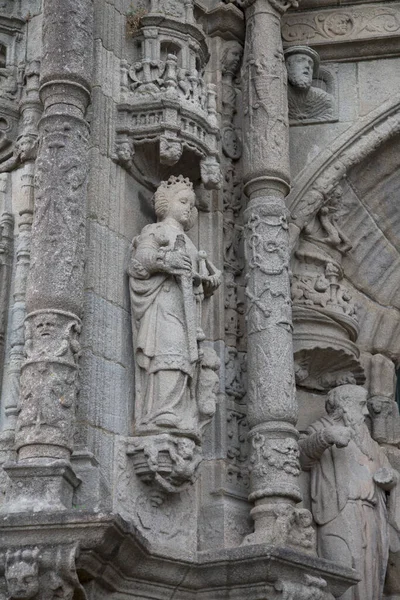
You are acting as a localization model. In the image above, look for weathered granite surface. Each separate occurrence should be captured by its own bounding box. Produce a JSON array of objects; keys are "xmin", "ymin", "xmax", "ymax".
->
[{"xmin": 0, "ymin": 0, "xmax": 399, "ymax": 598}]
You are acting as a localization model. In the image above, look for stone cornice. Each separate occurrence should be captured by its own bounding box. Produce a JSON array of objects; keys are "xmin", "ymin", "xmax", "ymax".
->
[
  {"xmin": 283, "ymin": 3, "xmax": 400, "ymax": 61},
  {"xmin": 0, "ymin": 512, "xmax": 360, "ymax": 597}
]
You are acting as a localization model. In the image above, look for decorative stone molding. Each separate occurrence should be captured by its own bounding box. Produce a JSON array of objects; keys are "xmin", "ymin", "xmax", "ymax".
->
[
  {"xmin": 115, "ymin": 0, "xmax": 221, "ymax": 190},
  {"xmin": 0, "ymin": 12, "xmax": 25, "ymax": 167},
  {"xmin": 288, "ymin": 96, "xmax": 400, "ymax": 247},
  {"xmin": 0, "ymin": 512, "xmax": 359, "ymax": 599},
  {"xmin": 282, "ymin": 4, "xmax": 400, "ymax": 61},
  {"xmin": 0, "ymin": 60, "xmax": 41, "ymax": 174}
]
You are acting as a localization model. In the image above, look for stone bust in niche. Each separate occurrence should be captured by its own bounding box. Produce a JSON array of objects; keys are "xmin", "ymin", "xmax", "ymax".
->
[
  {"xmin": 285, "ymin": 46, "xmax": 334, "ymax": 123},
  {"xmin": 128, "ymin": 175, "xmax": 222, "ymax": 440}
]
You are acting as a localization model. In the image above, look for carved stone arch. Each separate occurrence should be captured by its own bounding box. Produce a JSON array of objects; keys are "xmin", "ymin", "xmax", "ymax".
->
[
  {"xmin": 288, "ymin": 94, "xmax": 400, "ymax": 249},
  {"xmin": 289, "ymin": 95, "xmax": 400, "ymax": 364}
]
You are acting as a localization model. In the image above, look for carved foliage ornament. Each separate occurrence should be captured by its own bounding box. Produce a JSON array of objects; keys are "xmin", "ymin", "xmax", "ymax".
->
[{"xmin": 282, "ymin": 5, "xmax": 400, "ymax": 44}]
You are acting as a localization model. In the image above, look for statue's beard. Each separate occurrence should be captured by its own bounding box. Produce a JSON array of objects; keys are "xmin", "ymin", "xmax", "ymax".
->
[
  {"xmin": 288, "ymin": 73, "xmax": 311, "ymax": 90},
  {"xmin": 343, "ymin": 415, "xmax": 375, "ymax": 460}
]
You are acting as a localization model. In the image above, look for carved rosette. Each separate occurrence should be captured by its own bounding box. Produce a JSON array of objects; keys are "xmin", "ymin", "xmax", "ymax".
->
[{"xmin": 115, "ymin": 0, "xmax": 221, "ymax": 189}]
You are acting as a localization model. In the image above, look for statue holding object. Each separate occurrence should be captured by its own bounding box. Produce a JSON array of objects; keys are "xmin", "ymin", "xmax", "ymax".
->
[{"xmin": 128, "ymin": 176, "xmax": 222, "ymax": 492}]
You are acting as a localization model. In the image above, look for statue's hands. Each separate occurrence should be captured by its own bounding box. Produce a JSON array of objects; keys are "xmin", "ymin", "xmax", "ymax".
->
[
  {"xmin": 374, "ymin": 467, "xmax": 397, "ymax": 490},
  {"xmin": 202, "ymin": 269, "xmax": 222, "ymax": 296},
  {"xmin": 323, "ymin": 425, "xmax": 352, "ymax": 448},
  {"xmin": 163, "ymin": 250, "xmax": 192, "ymax": 275}
]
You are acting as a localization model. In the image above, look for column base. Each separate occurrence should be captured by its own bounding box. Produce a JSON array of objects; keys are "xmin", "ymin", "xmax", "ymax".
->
[{"xmin": 1, "ymin": 460, "xmax": 81, "ymax": 513}]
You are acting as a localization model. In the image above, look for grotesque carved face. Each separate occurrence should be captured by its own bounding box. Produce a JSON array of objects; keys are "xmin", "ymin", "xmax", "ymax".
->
[
  {"xmin": 176, "ymin": 438, "xmax": 197, "ymax": 459},
  {"xmin": 166, "ymin": 188, "xmax": 196, "ymax": 229},
  {"xmin": 34, "ymin": 314, "xmax": 57, "ymax": 339},
  {"xmin": 6, "ymin": 560, "xmax": 39, "ymax": 599},
  {"xmin": 286, "ymin": 54, "xmax": 314, "ymax": 90}
]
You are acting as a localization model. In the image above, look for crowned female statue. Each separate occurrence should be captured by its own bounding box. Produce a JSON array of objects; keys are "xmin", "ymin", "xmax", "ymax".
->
[{"xmin": 128, "ymin": 175, "xmax": 221, "ymax": 440}]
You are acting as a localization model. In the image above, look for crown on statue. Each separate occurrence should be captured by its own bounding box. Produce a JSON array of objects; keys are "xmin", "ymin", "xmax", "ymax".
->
[{"xmin": 159, "ymin": 174, "xmax": 193, "ymax": 192}]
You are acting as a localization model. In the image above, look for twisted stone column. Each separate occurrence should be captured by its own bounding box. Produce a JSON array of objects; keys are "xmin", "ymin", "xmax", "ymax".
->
[
  {"xmin": 4, "ymin": 0, "xmax": 93, "ymax": 511},
  {"xmin": 241, "ymin": 0, "xmax": 302, "ymax": 544}
]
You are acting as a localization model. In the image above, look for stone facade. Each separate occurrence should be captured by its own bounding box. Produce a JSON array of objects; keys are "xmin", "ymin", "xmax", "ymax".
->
[{"xmin": 0, "ymin": 0, "xmax": 399, "ymax": 599}]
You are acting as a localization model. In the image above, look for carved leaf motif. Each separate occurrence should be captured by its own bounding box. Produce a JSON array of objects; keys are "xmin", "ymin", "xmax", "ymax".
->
[{"xmin": 282, "ymin": 6, "xmax": 400, "ymax": 43}]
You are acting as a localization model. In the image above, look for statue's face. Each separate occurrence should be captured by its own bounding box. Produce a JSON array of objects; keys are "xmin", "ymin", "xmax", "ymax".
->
[
  {"xmin": 286, "ymin": 54, "xmax": 314, "ymax": 90},
  {"xmin": 224, "ymin": 43, "xmax": 242, "ymax": 73},
  {"xmin": 6, "ymin": 562, "xmax": 39, "ymax": 599},
  {"xmin": 337, "ymin": 386, "xmax": 369, "ymax": 426},
  {"xmin": 167, "ymin": 189, "xmax": 195, "ymax": 228},
  {"xmin": 34, "ymin": 314, "xmax": 56, "ymax": 339}
]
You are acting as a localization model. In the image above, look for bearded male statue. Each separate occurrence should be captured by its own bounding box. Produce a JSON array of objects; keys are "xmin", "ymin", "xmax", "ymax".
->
[
  {"xmin": 285, "ymin": 46, "xmax": 334, "ymax": 122},
  {"xmin": 299, "ymin": 384, "xmax": 398, "ymax": 600}
]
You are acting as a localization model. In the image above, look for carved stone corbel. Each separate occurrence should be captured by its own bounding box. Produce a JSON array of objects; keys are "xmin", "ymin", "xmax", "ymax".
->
[{"xmin": 1, "ymin": 543, "xmax": 86, "ymax": 600}]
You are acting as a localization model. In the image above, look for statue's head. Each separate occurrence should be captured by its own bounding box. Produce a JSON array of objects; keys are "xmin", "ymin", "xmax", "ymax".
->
[
  {"xmin": 296, "ymin": 508, "xmax": 312, "ymax": 528},
  {"xmin": 6, "ymin": 548, "xmax": 40, "ymax": 600},
  {"xmin": 326, "ymin": 384, "xmax": 369, "ymax": 426},
  {"xmin": 221, "ymin": 41, "xmax": 243, "ymax": 75},
  {"xmin": 154, "ymin": 175, "xmax": 197, "ymax": 231},
  {"xmin": 284, "ymin": 46, "xmax": 319, "ymax": 90}
]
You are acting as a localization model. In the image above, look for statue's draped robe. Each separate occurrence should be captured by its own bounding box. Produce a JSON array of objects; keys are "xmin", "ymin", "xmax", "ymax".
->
[
  {"xmin": 128, "ymin": 222, "xmax": 200, "ymax": 434},
  {"xmin": 288, "ymin": 85, "xmax": 334, "ymax": 122},
  {"xmin": 302, "ymin": 416, "xmax": 390, "ymax": 600}
]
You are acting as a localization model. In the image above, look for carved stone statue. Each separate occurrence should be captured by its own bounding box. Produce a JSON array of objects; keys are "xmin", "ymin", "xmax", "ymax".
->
[
  {"xmin": 299, "ymin": 384, "xmax": 398, "ymax": 600},
  {"xmin": 128, "ymin": 176, "xmax": 222, "ymax": 489},
  {"xmin": 285, "ymin": 46, "xmax": 334, "ymax": 122}
]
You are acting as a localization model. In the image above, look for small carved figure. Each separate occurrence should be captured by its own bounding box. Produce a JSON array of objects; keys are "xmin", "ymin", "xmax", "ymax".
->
[
  {"xmin": 197, "ymin": 347, "xmax": 221, "ymax": 424},
  {"xmin": 288, "ymin": 508, "xmax": 317, "ymax": 554},
  {"xmin": 299, "ymin": 384, "xmax": 398, "ymax": 600},
  {"xmin": 128, "ymin": 176, "xmax": 221, "ymax": 436},
  {"xmin": 285, "ymin": 46, "xmax": 334, "ymax": 122},
  {"xmin": 5, "ymin": 548, "xmax": 40, "ymax": 600},
  {"xmin": 200, "ymin": 156, "xmax": 222, "ymax": 190},
  {"xmin": 221, "ymin": 41, "xmax": 243, "ymax": 159}
]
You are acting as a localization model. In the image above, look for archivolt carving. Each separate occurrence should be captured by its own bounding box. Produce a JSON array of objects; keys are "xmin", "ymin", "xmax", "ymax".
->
[{"xmin": 288, "ymin": 96, "xmax": 400, "ymax": 247}]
